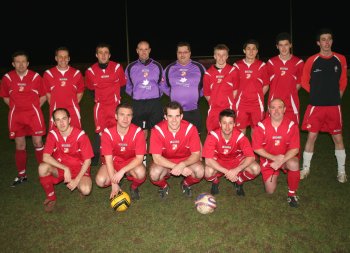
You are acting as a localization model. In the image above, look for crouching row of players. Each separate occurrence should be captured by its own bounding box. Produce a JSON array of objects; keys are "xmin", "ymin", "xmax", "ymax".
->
[{"xmin": 39, "ymin": 98, "xmax": 300, "ymax": 212}]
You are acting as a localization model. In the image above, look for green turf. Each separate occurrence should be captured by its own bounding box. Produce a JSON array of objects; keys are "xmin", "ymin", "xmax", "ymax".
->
[{"xmin": 0, "ymin": 74, "xmax": 349, "ymax": 253}]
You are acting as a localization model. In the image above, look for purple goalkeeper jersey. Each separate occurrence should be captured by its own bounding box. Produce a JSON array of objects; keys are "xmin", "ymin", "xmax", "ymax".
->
[
  {"xmin": 125, "ymin": 58, "xmax": 163, "ymax": 100},
  {"xmin": 163, "ymin": 60, "xmax": 205, "ymax": 111}
]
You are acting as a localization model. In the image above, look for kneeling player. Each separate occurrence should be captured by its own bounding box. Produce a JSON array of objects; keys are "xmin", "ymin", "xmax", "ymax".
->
[
  {"xmin": 203, "ymin": 109, "xmax": 260, "ymax": 196},
  {"xmin": 38, "ymin": 108, "xmax": 93, "ymax": 212},
  {"xmin": 95, "ymin": 103, "xmax": 147, "ymax": 200},
  {"xmin": 253, "ymin": 98, "xmax": 300, "ymax": 207}
]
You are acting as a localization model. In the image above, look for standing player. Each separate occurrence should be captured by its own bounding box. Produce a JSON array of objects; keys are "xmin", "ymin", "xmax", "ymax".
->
[
  {"xmin": 203, "ymin": 44, "xmax": 236, "ymax": 132},
  {"xmin": 253, "ymin": 98, "xmax": 300, "ymax": 207},
  {"xmin": 300, "ymin": 28, "xmax": 347, "ymax": 183},
  {"xmin": 203, "ymin": 109, "xmax": 260, "ymax": 196},
  {"xmin": 267, "ymin": 32, "xmax": 304, "ymax": 124},
  {"xmin": 95, "ymin": 103, "xmax": 147, "ymax": 200},
  {"xmin": 85, "ymin": 43, "xmax": 127, "ymax": 165},
  {"xmin": 43, "ymin": 47, "xmax": 85, "ymax": 130},
  {"xmin": 125, "ymin": 41, "xmax": 164, "ymax": 164},
  {"xmin": 38, "ymin": 108, "xmax": 93, "ymax": 212},
  {"xmin": 149, "ymin": 101, "xmax": 204, "ymax": 198},
  {"xmin": 233, "ymin": 39, "xmax": 269, "ymax": 135},
  {"xmin": 0, "ymin": 51, "xmax": 46, "ymax": 186},
  {"xmin": 163, "ymin": 42, "xmax": 206, "ymax": 135}
]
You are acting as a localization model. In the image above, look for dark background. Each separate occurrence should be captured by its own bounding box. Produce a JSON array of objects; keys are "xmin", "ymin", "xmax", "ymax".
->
[{"xmin": 0, "ymin": 0, "xmax": 348, "ymax": 69}]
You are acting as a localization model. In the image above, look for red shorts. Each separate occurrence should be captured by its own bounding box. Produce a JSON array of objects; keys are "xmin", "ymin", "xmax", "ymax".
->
[
  {"xmin": 235, "ymin": 109, "xmax": 264, "ymax": 129},
  {"xmin": 101, "ymin": 156, "xmax": 132, "ymax": 172},
  {"xmin": 50, "ymin": 166, "xmax": 91, "ymax": 184},
  {"xmin": 260, "ymin": 165, "xmax": 287, "ymax": 182},
  {"xmin": 8, "ymin": 107, "xmax": 46, "ymax": 139},
  {"xmin": 94, "ymin": 102, "xmax": 117, "ymax": 133},
  {"xmin": 206, "ymin": 108, "xmax": 222, "ymax": 133},
  {"xmin": 302, "ymin": 105, "xmax": 342, "ymax": 135}
]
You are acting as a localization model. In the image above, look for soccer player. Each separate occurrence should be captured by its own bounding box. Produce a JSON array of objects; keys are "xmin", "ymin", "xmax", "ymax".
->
[
  {"xmin": 267, "ymin": 32, "xmax": 304, "ymax": 124},
  {"xmin": 300, "ymin": 28, "xmax": 348, "ymax": 183},
  {"xmin": 43, "ymin": 47, "xmax": 85, "ymax": 130},
  {"xmin": 0, "ymin": 51, "xmax": 46, "ymax": 186},
  {"xmin": 125, "ymin": 41, "xmax": 164, "ymax": 165},
  {"xmin": 202, "ymin": 109, "xmax": 260, "ymax": 197},
  {"xmin": 232, "ymin": 39, "xmax": 269, "ymax": 135},
  {"xmin": 149, "ymin": 101, "xmax": 204, "ymax": 198},
  {"xmin": 38, "ymin": 108, "xmax": 93, "ymax": 212},
  {"xmin": 95, "ymin": 103, "xmax": 147, "ymax": 200},
  {"xmin": 252, "ymin": 98, "xmax": 300, "ymax": 207},
  {"xmin": 163, "ymin": 42, "xmax": 206, "ymax": 134},
  {"xmin": 203, "ymin": 44, "xmax": 236, "ymax": 132},
  {"xmin": 85, "ymin": 43, "xmax": 127, "ymax": 165}
]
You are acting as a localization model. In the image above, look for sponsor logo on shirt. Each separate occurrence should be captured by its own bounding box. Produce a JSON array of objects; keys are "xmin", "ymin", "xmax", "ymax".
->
[
  {"xmin": 313, "ymin": 69, "xmax": 322, "ymax": 73},
  {"xmin": 334, "ymin": 66, "xmax": 338, "ymax": 73},
  {"xmin": 170, "ymin": 140, "xmax": 179, "ymax": 150},
  {"xmin": 280, "ymin": 67, "xmax": 288, "ymax": 76},
  {"xmin": 119, "ymin": 143, "xmax": 127, "ymax": 152}
]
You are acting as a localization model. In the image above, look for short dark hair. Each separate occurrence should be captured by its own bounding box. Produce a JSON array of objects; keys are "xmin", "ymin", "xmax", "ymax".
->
[
  {"xmin": 317, "ymin": 28, "xmax": 333, "ymax": 41},
  {"xmin": 276, "ymin": 32, "xmax": 291, "ymax": 44},
  {"xmin": 96, "ymin": 43, "xmax": 111, "ymax": 53},
  {"xmin": 55, "ymin": 46, "xmax": 70, "ymax": 56},
  {"xmin": 214, "ymin": 44, "xmax": 229, "ymax": 53},
  {"xmin": 219, "ymin": 109, "xmax": 236, "ymax": 121},
  {"xmin": 116, "ymin": 102, "xmax": 133, "ymax": 114},
  {"xmin": 243, "ymin": 39, "xmax": 259, "ymax": 50},
  {"xmin": 177, "ymin": 41, "xmax": 191, "ymax": 52},
  {"xmin": 12, "ymin": 51, "xmax": 29, "ymax": 62},
  {"xmin": 164, "ymin": 101, "xmax": 183, "ymax": 115},
  {"xmin": 52, "ymin": 108, "xmax": 70, "ymax": 120}
]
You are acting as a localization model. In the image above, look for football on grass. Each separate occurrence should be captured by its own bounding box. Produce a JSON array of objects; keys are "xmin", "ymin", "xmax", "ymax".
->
[
  {"xmin": 195, "ymin": 192, "xmax": 216, "ymax": 214},
  {"xmin": 110, "ymin": 191, "xmax": 131, "ymax": 212}
]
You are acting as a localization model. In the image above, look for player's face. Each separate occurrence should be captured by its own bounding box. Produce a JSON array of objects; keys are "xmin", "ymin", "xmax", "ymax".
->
[
  {"xmin": 277, "ymin": 40, "xmax": 292, "ymax": 57},
  {"xmin": 243, "ymin": 44, "xmax": 258, "ymax": 61},
  {"xmin": 177, "ymin": 46, "xmax": 191, "ymax": 65},
  {"xmin": 116, "ymin": 107, "xmax": 133, "ymax": 129},
  {"xmin": 214, "ymin": 49, "xmax": 229, "ymax": 67},
  {"xmin": 219, "ymin": 116, "xmax": 235, "ymax": 137},
  {"xmin": 55, "ymin": 50, "xmax": 70, "ymax": 70},
  {"xmin": 269, "ymin": 99, "xmax": 286, "ymax": 121},
  {"xmin": 317, "ymin": 34, "xmax": 333, "ymax": 52},
  {"xmin": 165, "ymin": 108, "xmax": 183, "ymax": 132},
  {"xmin": 53, "ymin": 110, "xmax": 71, "ymax": 133},
  {"xmin": 12, "ymin": 55, "xmax": 29, "ymax": 75},
  {"xmin": 96, "ymin": 47, "xmax": 111, "ymax": 64},
  {"xmin": 137, "ymin": 42, "xmax": 151, "ymax": 61}
]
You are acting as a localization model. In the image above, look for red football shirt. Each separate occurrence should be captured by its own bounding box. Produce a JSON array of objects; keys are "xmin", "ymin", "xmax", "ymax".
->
[
  {"xmin": 149, "ymin": 120, "xmax": 201, "ymax": 163},
  {"xmin": 100, "ymin": 124, "xmax": 146, "ymax": 164}
]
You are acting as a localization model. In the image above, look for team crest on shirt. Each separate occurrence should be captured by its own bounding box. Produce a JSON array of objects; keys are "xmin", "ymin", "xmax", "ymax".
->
[
  {"xmin": 119, "ymin": 143, "xmax": 127, "ymax": 152},
  {"xmin": 60, "ymin": 78, "xmax": 68, "ymax": 87},
  {"xmin": 272, "ymin": 136, "xmax": 282, "ymax": 146},
  {"xmin": 334, "ymin": 66, "xmax": 338, "ymax": 73},
  {"xmin": 280, "ymin": 67, "xmax": 288, "ymax": 76},
  {"xmin": 222, "ymin": 145, "xmax": 231, "ymax": 154},
  {"xmin": 62, "ymin": 144, "xmax": 71, "ymax": 153},
  {"xmin": 96, "ymin": 126, "xmax": 101, "ymax": 131},
  {"xmin": 143, "ymin": 70, "xmax": 149, "ymax": 78},
  {"xmin": 223, "ymin": 149, "xmax": 229, "ymax": 154},
  {"xmin": 306, "ymin": 124, "xmax": 311, "ymax": 129},
  {"xmin": 10, "ymin": 132, "xmax": 15, "ymax": 137},
  {"xmin": 245, "ymin": 70, "xmax": 252, "ymax": 79},
  {"xmin": 18, "ymin": 83, "xmax": 26, "ymax": 92},
  {"xmin": 170, "ymin": 140, "xmax": 179, "ymax": 150},
  {"xmin": 181, "ymin": 71, "xmax": 187, "ymax": 77}
]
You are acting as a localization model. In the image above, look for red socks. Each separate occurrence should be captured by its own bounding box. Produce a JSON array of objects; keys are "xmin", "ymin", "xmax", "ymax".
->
[{"xmin": 15, "ymin": 150, "xmax": 27, "ymax": 177}]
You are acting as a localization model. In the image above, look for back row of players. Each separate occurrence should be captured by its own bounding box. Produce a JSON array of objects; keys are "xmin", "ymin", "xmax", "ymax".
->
[{"xmin": 1, "ymin": 29, "xmax": 347, "ymax": 212}]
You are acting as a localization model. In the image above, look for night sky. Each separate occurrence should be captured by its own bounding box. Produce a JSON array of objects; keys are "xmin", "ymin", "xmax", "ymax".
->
[{"xmin": 0, "ymin": 0, "xmax": 348, "ymax": 70}]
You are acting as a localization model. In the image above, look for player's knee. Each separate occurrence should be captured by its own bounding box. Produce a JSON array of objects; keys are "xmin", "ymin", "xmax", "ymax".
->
[
  {"xmin": 286, "ymin": 158, "xmax": 299, "ymax": 171},
  {"xmin": 249, "ymin": 162, "xmax": 261, "ymax": 175},
  {"xmin": 79, "ymin": 183, "xmax": 92, "ymax": 196},
  {"xmin": 95, "ymin": 175, "xmax": 106, "ymax": 187},
  {"xmin": 38, "ymin": 163, "xmax": 50, "ymax": 176}
]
